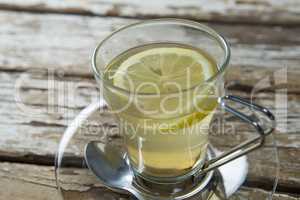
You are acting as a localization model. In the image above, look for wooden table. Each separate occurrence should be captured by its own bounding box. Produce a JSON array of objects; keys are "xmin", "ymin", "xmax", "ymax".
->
[{"xmin": 0, "ymin": 1, "xmax": 299, "ymax": 199}]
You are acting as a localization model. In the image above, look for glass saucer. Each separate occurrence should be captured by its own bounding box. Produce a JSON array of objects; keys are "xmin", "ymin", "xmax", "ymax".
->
[{"xmin": 55, "ymin": 101, "xmax": 279, "ymax": 200}]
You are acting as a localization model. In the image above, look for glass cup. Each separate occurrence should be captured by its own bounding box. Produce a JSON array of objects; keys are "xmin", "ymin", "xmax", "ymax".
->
[{"xmin": 91, "ymin": 19, "xmax": 275, "ymax": 185}]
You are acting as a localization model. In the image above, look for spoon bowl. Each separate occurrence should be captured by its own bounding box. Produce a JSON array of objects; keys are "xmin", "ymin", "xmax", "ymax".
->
[{"xmin": 84, "ymin": 141, "xmax": 134, "ymax": 193}]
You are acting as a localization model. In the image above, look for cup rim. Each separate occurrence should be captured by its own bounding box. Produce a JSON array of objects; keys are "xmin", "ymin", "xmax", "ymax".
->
[{"xmin": 91, "ymin": 18, "xmax": 231, "ymax": 96}]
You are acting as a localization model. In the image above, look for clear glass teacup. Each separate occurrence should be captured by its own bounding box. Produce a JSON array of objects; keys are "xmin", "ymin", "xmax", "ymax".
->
[{"xmin": 91, "ymin": 19, "xmax": 275, "ymax": 185}]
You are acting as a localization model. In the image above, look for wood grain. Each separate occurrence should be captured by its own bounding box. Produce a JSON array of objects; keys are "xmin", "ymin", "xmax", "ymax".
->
[
  {"xmin": 0, "ymin": 0, "xmax": 299, "ymax": 25},
  {"xmin": 0, "ymin": 9, "xmax": 299, "ymax": 198},
  {"xmin": 0, "ymin": 162, "xmax": 299, "ymax": 200},
  {"xmin": 1, "ymin": 11, "xmax": 300, "ymax": 77}
]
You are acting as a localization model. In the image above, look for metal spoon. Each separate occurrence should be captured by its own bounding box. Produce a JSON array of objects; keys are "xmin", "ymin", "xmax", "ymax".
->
[{"xmin": 84, "ymin": 141, "xmax": 145, "ymax": 200}]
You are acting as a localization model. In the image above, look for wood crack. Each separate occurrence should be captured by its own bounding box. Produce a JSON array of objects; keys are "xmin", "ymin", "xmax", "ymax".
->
[
  {"xmin": 245, "ymin": 180, "xmax": 300, "ymax": 196},
  {"xmin": 0, "ymin": 3, "xmax": 299, "ymax": 27},
  {"xmin": 0, "ymin": 154, "xmax": 84, "ymax": 167}
]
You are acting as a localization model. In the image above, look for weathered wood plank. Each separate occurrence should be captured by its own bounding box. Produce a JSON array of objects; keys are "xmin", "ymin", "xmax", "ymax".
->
[
  {"xmin": 1, "ymin": 11, "xmax": 300, "ymax": 77},
  {"xmin": 0, "ymin": 162, "xmax": 124, "ymax": 200},
  {"xmin": 0, "ymin": 162, "xmax": 298, "ymax": 200},
  {"xmin": 0, "ymin": 0, "xmax": 300, "ymax": 25},
  {"xmin": 0, "ymin": 70, "xmax": 298, "ymax": 141}
]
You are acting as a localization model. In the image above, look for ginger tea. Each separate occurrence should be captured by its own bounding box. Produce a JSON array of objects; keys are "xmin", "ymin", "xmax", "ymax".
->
[{"xmin": 102, "ymin": 43, "xmax": 218, "ymax": 178}]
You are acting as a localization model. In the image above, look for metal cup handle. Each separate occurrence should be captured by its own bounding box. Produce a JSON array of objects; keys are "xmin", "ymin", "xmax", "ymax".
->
[{"xmin": 197, "ymin": 95, "xmax": 276, "ymax": 176}]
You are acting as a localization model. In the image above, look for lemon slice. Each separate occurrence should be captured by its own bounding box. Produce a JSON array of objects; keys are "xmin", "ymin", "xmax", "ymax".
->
[
  {"xmin": 106, "ymin": 44, "xmax": 218, "ymax": 129},
  {"xmin": 112, "ymin": 46, "xmax": 215, "ymax": 93}
]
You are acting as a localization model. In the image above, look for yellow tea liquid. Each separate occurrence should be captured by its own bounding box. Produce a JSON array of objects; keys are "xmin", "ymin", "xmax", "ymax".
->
[{"xmin": 103, "ymin": 43, "xmax": 218, "ymax": 178}]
